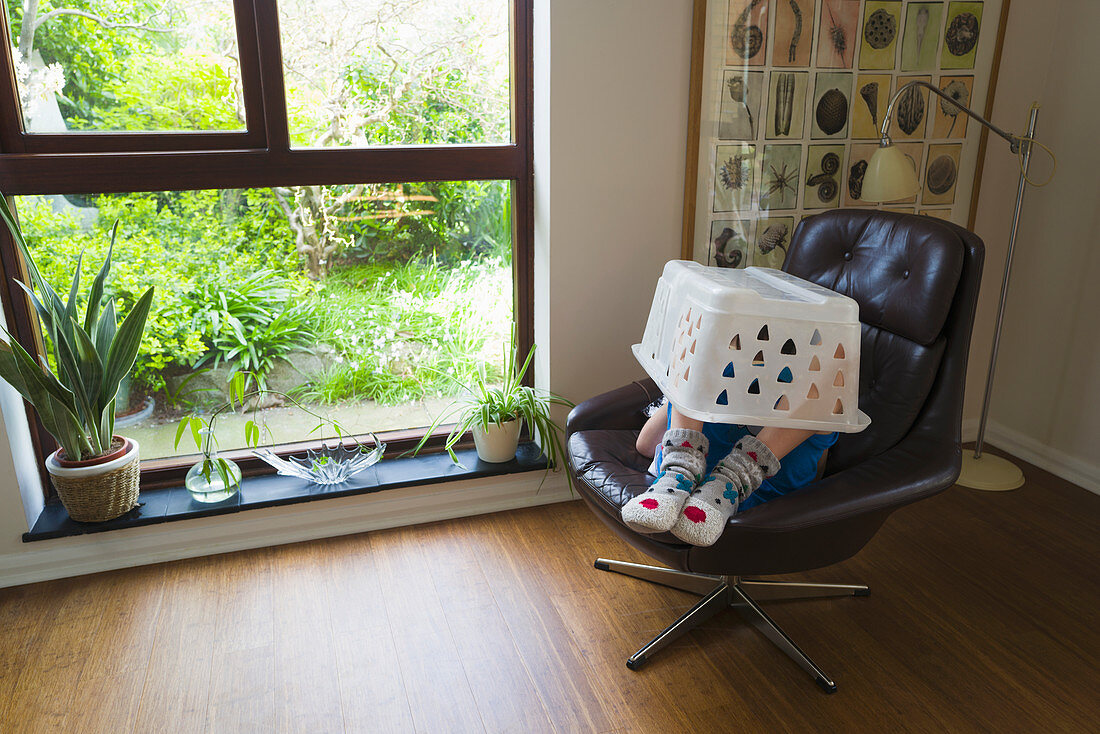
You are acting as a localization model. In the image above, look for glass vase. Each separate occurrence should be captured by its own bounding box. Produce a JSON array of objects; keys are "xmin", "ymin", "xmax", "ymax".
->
[{"xmin": 185, "ymin": 430, "xmax": 242, "ymax": 503}]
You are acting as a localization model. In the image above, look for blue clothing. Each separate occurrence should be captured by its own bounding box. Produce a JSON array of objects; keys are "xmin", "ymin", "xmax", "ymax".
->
[
  {"xmin": 656, "ymin": 403, "xmax": 838, "ymax": 511},
  {"xmin": 700, "ymin": 422, "xmax": 838, "ymax": 511}
]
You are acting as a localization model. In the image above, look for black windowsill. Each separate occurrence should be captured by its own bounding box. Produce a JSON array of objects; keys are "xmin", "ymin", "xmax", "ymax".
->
[{"xmin": 22, "ymin": 442, "xmax": 548, "ymax": 542}]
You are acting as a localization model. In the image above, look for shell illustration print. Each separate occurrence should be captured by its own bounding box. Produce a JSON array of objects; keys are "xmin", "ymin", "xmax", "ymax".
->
[
  {"xmin": 811, "ymin": 72, "xmax": 852, "ymax": 138},
  {"xmin": 863, "ymin": 8, "xmax": 896, "ymax": 49},
  {"xmin": 816, "ymin": 0, "xmax": 861, "ymax": 68},
  {"xmin": 941, "ymin": 1, "xmax": 984, "ymax": 69},
  {"xmin": 727, "ymin": 0, "xmax": 769, "ymax": 65},
  {"xmin": 858, "ymin": 1, "xmax": 902, "ymax": 70},
  {"xmin": 690, "ymin": 0, "xmax": 1003, "ymax": 265},
  {"xmin": 815, "ymin": 88, "xmax": 848, "ymax": 135},
  {"xmin": 891, "ymin": 76, "xmax": 931, "ymax": 139},
  {"xmin": 774, "ymin": 73, "xmax": 795, "ymax": 136}
]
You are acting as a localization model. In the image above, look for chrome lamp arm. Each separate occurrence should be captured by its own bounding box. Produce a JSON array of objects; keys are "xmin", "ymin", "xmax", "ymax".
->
[{"xmin": 879, "ymin": 80, "xmax": 1021, "ymax": 153}]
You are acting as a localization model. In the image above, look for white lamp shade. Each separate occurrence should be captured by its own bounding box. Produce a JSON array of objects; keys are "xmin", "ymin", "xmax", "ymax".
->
[{"xmin": 862, "ymin": 144, "xmax": 920, "ymax": 202}]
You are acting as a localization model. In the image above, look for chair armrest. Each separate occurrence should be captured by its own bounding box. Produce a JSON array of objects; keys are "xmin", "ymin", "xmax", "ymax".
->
[
  {"xmin": 566, "ymin": 379, "xmax": 662, "ymax": 436},
  {"xmin": 727, "ymin": 426, "xmax": 960, "ymax": 532}
]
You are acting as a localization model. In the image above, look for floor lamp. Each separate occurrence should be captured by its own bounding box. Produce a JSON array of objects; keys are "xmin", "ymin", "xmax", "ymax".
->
[{"xmin": 862, "ymin": 81, "xmax": 1044, "ymax": 491}]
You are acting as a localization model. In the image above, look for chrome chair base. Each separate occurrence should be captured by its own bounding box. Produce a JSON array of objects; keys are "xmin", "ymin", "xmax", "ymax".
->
[{"xmin": 594, "ymin": 558, "xmax": 870, "ymax": 693}]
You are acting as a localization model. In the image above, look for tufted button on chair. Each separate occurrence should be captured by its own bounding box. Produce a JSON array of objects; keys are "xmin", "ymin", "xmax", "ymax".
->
[{"xmin": 566, "ymin": 210, "xmax": 985, "ymax": 692}]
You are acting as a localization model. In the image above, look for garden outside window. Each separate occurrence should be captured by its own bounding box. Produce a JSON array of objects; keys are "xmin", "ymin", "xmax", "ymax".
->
[{"xmin": 0, "ymin": 0, "xmax": 534, "ymax": 494}]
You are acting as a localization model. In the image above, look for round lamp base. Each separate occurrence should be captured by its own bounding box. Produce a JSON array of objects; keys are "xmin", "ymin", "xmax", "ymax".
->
[{"xmin": 957, "ymin": 452, "xmax": 1024, "ymax": 491}]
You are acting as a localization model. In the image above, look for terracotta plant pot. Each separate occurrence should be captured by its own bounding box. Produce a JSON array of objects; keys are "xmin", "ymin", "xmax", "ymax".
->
[
  {"xmin": 45, "ymin": 437, "xmax": 140, "ymax": 522},
  {"xmin": 472, "ymin": 419, "xmax": 522, "ymax": 463}
]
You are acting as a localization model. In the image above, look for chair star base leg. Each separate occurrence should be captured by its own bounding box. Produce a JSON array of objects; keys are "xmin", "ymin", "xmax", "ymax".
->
[
  {"xmin": 730, "ymin": 584, "xmax": 839, "ymax": 694},
  {"xmin": 594, "ymin": 558, "xmax": 722, "ymax": 595},
  {"xmin": 595, "ymin": 559, "xmax": 866, "ymax": 691},
  {"xmin": 626, "ymin": 582, "xmax": 731, "ymax": 670},
  {"xmin": 739, "ymin": 579, "xmax": 870, "ymax": 601}
]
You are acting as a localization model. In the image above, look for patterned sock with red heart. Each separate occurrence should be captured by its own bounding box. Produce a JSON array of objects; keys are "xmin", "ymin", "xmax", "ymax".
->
[
  {"xmin": 671, "ymin": 435, "xmax": 779, "ymax": 547},
  {"xmin": 621, "ymin": 428, "xmax": 708, "ymax": 534}
]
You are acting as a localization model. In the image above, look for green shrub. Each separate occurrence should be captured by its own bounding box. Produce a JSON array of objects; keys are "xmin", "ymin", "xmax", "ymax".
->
[
  {"xmin": 340, "ymin": 180, "xmax": 512, "ymax": 266},
  {"xmin": 17, "ymin": 190, "xmax": 307, "ymax": 388},
  {"xmin": 303, "ymin": 258, "xmax": 511, "ymax": 405},
  {"xmin": 185, "ymin": 269, "xmax": 317, "ymax": 387}
]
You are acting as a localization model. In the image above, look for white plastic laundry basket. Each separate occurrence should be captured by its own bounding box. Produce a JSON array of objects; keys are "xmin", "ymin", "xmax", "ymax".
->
[{"xmin": 633, "ymin": 261, "xmax": 870, "ymax": 432}]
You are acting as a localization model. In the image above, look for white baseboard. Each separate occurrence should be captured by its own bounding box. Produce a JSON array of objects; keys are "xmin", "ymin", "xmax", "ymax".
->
[
  {"xmin": 961, "ymin": 418, "xmax": 1099, "ymax": 496},
  {"xmin": 0, "ymin": 472, "xmax": 574, "ymax": 589}
]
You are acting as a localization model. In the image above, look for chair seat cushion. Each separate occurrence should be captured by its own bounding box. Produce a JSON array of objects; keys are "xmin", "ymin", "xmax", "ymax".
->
[{"xmin": 568, "ymin": 430, "xmax": 687, "ymax": 546}]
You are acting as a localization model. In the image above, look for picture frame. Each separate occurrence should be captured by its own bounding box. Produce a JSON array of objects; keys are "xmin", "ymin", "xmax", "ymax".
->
[{"xmin": 682, "ymin": 0, "xmax": 1011, "ymax": 265}]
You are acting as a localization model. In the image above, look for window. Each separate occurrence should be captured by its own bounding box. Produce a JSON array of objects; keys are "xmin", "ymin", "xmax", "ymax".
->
[{"xmin": 0, "ymin": 0, "xmax": 533, "ymax": 491}]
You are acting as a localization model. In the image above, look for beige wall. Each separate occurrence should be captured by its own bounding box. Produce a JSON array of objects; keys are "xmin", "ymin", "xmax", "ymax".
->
[
  {"xmin": 537, "ymin": 0, "xmax": 693, "ymax": 402},
  {"xmin": 967, "ymin": 0, "xmax": 1100, "ymax": 491}
]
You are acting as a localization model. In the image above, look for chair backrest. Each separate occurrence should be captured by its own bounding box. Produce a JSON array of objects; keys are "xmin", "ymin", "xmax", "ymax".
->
[{"xmin": 784, "ymin": 210, "xmax": 985, "ymax": 474}]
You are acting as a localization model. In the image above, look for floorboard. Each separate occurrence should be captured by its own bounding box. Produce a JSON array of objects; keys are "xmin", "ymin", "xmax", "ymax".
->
[{"xmin": 0, "ymin": 451, "xmax": 1096, "ymax": 733}]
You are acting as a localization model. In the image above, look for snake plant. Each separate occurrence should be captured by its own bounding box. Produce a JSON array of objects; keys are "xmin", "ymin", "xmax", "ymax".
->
[{"xmin": 0, "ymin": 195, "xmax": 153, "ymax": 461}]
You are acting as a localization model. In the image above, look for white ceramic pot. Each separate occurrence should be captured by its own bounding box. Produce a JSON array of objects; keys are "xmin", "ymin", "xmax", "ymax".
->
[
  {"xmin": 472, "ymin": 419, "xmax": 522, "ymax": 463},
  {"xmin": 45, "ymin": 437, "xmax": 141, "ymax": 522}
]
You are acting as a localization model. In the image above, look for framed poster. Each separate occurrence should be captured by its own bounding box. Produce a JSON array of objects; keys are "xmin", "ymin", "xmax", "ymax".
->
[{"xmin": 682, "ymin": 0, "xmax": 1007, "ymax": 266}]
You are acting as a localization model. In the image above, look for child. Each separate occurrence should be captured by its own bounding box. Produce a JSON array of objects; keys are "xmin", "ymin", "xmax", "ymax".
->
[{"xmin": 622, "ymin": 400, "xmax": 838, "ymax": 547}]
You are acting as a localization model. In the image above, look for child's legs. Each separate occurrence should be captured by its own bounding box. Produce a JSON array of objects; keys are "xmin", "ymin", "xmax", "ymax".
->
[
  {"xmin": 621, "ymin": 404, "xmax": 709, "ymax": 534},
  {"xmin": 669, "ymin": 405, "xmax": 704, "ymax": 433}
]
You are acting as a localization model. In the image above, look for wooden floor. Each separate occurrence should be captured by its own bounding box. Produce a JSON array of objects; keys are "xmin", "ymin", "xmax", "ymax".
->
[{"xmin": 1, "ymin": 456, "xmax": 1097, "ymax": 733}]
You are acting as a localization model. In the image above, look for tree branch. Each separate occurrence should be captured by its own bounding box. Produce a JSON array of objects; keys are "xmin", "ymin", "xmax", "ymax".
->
[{"xmin": 32, "ymin": 8, "xmax": 176, "ymax": 33}]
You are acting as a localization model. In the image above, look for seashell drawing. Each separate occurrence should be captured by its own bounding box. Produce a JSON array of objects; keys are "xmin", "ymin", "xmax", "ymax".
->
[
  {"xmin": 787, "ymin": 0, "xmax": 803, "ymax": 63},
  {"xmin": 774, "ymin": 73, "xmax": 795, "ymax": 136},
  {"xmin": 896, "ymin": 84, "xmax": 925, "ymax": 135},
  {"xmin": 864, "ymin": 8, "xmax": 897, "ymax": 50},
  {"xmin": 945, "ymin": 12, "xmax": 980, "ymax": 56},
  {"xmin": 914, "ymin": 6, "xmax": 930, "ymax": 54},
  {"xmin": 816, "ymin": 179, "xmax": 838, "ymax": 202},
  {"xmin": 762, "ymin": 161, "xmax": 799, "ymax": 207},
  {"xmin": 849, "ymin": 159, "xmax": 868, "ymax": 199},
  {"xmin": 926, "ymin": 155, "xmax": 958, "ymax": 195},
  {"xmin": 825, "ymin": 7, "xmax": 848, "ymax": 66},
  {"xmin": 860, "ymin": 82, "xmax": 879, "ymax": 128},
  {"xmin": 815, "ymin": 88, "xmax": 848, "ymax": 135},
  {"xmin": 727, "ymin": 75, "xmax": 756, "ymax": 138},
  {"xmin": 807, "ymin": 152, "xmax": 840, "ymax": 203},
  {"xmin": 757, "ymin": 223, "xmax": 790, "ymax": 254},
  {"xmin": 731, "ymin": 0, "xmax": 766, "ymax": 59},
  {"xmin": 714, "ymin": 228, "xmax": 744, "ymax": 268},
  {"xmin": 719, "ymin": 154, "xmax": 750, "ymax": 191},
  {"xmin": 940, "ymin": 80, "xmax": 970, "ymax": 136}
]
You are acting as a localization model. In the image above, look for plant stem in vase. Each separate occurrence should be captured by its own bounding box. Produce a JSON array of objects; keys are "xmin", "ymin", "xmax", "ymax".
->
[{"xmin": 185, "ymin": 429, "xmax": 242, "ymax": 503}]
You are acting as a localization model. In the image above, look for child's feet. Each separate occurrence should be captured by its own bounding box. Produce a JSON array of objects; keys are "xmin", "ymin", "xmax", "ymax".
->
[
  {"xmin": 621, "ymin": 429, "xmax": 707, "ymax": 534},
  {"xmin": 671, "ymin": 435, "xmax": 778, "ymax": 547}
]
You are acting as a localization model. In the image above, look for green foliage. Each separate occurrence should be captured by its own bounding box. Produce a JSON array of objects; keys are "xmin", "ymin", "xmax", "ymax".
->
[
  {"xmin": 301, "ymin": 258, "xmax": 511, "ymax": 405},
  {"xmin": 17, "ymin": 190, "xmax": 305, "ymax": 387},
  {"xmin": 411, "ymin": 329, "xmax": 573, "ymax": 474},
  {"xmin": 94, "ymin": 53, "xmax": 242, "ymax": 131},
  {"xmin": 7, "ymin": 0, "xmax": 180, "ymax": 128},
  {"xmin": 0, "ymin": 194, "xmax": 153, "ymax": 460},
  {"xmin": 341, "ymin": 180, "xmax": 511, "ymax": 266},
  {"xmin": 185, "ymin": 270, "xmax": 316, "ymax": 387}
]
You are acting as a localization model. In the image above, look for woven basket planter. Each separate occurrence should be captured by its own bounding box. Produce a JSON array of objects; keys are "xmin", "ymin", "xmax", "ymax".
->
[{"xmin": 45, "ymin": 437, "xmax": 140, "ymax": 522}]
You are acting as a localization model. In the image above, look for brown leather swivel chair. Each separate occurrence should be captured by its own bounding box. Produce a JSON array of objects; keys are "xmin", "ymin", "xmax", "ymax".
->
[{"xmin": 566, "ymin": 210, "xmax": 984, "ymax": 692}]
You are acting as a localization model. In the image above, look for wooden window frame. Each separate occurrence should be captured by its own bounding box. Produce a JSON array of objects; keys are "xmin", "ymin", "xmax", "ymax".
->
[{"xmin": 0, "ymin": 0, "xmax": 535, "ymax": 493}]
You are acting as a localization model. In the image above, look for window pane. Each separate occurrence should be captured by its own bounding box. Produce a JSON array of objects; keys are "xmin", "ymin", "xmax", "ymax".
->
[
  {"xmin": 279, "ymin": 0, "xmax": 511, "ymax": 147},
  {"xmin": 7, "ymin": 0, "xmax": 245, "ymax": 132},
  {"xmin": 15, "ymin": 181, "xmax": 513, "ymax": 461}
]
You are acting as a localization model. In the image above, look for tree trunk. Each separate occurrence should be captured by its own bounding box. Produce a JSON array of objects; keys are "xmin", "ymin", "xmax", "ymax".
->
[{"xmin": 19, "ymin": 0, "xmax": 40, "ymax": 59}]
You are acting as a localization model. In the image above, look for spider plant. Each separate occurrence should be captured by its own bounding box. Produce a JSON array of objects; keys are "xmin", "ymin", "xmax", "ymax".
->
[
  {"xmin": 412, "ymin": 328, "xmax": 573, "ymax": 470},
  {"xmin": 0, "ymin": 194, "xmax": 153, "ymax": 461}
]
